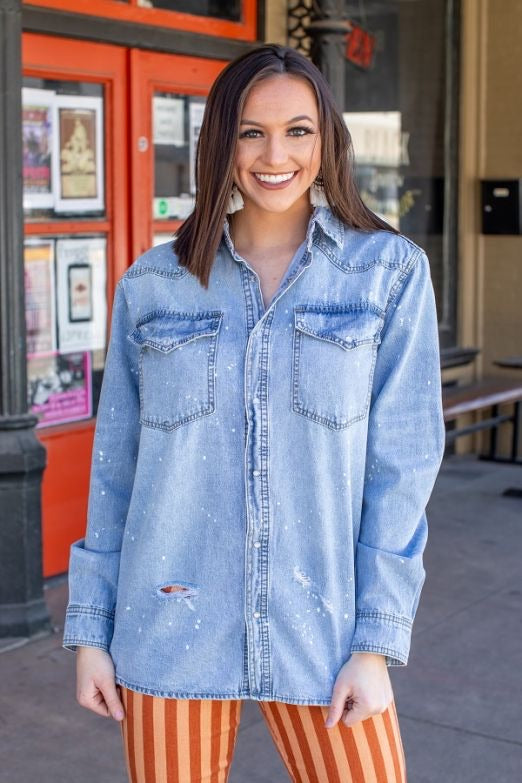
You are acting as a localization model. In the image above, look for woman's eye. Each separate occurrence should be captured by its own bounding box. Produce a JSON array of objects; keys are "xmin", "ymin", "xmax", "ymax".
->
[
  {"xmin": 288, "ymin": 126, "xmax": 314, "ymax": 136},
  {"xmin": 239, "ymin": 129, "xmax": 262, "ymax": 139},
  {"xmin": 239, "ymin": 126, "xmax": 314, "ymax": 139}
]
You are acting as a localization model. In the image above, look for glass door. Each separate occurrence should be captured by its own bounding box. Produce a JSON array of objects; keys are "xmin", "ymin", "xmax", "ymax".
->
[
  {"xmin": 130, "ymin": 50, "xmax": 226, "ymax": 256},
  {"xmin": 22, "ymin": 33, "xmax": 129, "ymax": 576},
  {"xmin": 22, "ymin": 38, "xmax": 228, "ymax": 577}
]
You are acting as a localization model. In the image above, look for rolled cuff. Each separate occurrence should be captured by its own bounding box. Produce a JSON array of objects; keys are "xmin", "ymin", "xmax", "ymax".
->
[
  {"xmin": 61, "ymin": 537, "xmax": 121, "ymax": 653},
  {"xmin": 350, "ymin": 609, "xmax": 412, "ymax": 666},
  {"xmin": 62, "ymin": 605, "xmax": 115, "ymax": 653}
]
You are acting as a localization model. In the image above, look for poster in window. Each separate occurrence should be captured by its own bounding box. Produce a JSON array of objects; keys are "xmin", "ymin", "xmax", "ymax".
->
[
  {"xmin": 189, "ymin": 101, "xmax": 205, "ymax": 196},
  {"xmin": 22, "ymin": 88, "xmax": 54, "ymax": 210},
  {"xmin": 52, "ymin": 95, "xmax": 104, "ymax": 212},
  {"xmin": 56, "ymin": 237, "xmax": 107, "ymax": 352},
  {"xmin": 153, "ymin": 96, "xmax": 184, "ymax": 146},
  {"xmin": 24, "ymin": 238, "xmax": 57, "ymax": 356},
  {"xmin": 68, "ymin": 263, "xmax": 93, "ymax": 322},
  {"xmin": 28, "ymin": 350, "xmax": 93, "ymax": 428}
]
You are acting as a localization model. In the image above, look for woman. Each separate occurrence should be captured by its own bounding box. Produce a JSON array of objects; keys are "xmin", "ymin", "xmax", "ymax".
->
[{"xmin": 63, "ymin": 44, "xmax": 446, "ymax": 782}]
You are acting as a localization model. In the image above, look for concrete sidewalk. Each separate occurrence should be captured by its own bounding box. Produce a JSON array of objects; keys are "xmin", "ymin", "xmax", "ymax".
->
[{"xmin": 1, "ymin": 453, "xmax": 521, "ymax": 782}]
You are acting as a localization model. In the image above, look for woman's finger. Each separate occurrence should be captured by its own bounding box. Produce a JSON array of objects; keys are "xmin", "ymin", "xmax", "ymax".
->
[
  {"xmin": 325, "ymin": 684, "xmax": 354, "ymax": 728},
  {"xmin": 342, "ymin": 701, "xmax": 371, "ymax": 727},
  {"xmin": 77, "ymin": 681, "xmax": 111, "ymax": 718},
  {"xmin": 97, "ymin": 677, "xmax": 125, "ymax": 721},
  {"xmin": 342, "ymin": 696, "xmax": 390, "ymax": 728}
]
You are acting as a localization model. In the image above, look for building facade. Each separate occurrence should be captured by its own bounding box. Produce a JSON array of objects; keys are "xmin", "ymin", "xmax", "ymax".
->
[{"xmin": 0, "ymin": 0, "xmax": 520, "ymax": 637}]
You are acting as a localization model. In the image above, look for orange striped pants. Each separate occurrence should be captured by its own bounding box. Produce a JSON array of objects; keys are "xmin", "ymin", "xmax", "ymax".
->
[{"xmin": 119, "ymin": 686, "xmax": 407, "ymax": 783}]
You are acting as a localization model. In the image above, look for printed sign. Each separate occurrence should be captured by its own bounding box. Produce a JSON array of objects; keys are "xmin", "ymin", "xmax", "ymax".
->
[
  {"xmin": 24, "ymin": 239, "xmax": 57, "ymax": 356},
  {"xmin": 56, "ymin": 237, "xmax": 107, "ymax": 352},
  {"xmin": 153, "ymin": 96, "xmax": 185, "ymax": 146},
  {"xmin": 22, "ymin": 88, "xmax": 54, "ymax": 209},
  {"xmin": 189, "ymin": 100, "xmax": 206, "ymax": 196},
  {"xmin": 28, "ymin": 350, "xmax": 93, "ymax": 428},
  {"xmin": 52, "ymin": 95, "xmax": 104, "ymax": 213},
  {"xmin": 346, "ymin": 23, "xmax": 375, "ymax": 70}
]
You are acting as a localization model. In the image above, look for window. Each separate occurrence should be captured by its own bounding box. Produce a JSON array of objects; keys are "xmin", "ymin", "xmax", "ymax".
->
[{"xmin": 344, "ymin": 0, "xmax": 459, "ymax": 348}]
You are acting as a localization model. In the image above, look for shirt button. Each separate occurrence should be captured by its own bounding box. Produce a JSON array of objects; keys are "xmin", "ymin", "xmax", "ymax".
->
[
  {"xmin": 253, "ymin": 396, "xmax": 260, "ymax": 403},
  {"xmin": 252, "ymin": 469, "xmax": 260, "ymax": 476},
  {"xmin": 253, "ymin": 541, "xmax": 261, "ymax": 548},
  {"xmin": 253, "ymin": 611, "xmax": 261, "ymax": 619}
]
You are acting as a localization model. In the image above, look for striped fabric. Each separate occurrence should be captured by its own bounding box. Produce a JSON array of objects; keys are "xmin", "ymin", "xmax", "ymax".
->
[{"xmin": 120, "ymin": 686, "xmax": 407, "ymax": 782}]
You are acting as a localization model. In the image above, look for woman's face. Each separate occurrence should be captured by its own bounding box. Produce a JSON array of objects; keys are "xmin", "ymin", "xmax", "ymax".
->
[{"xmin": 232, "ymin": 74, "xmax": 322, "ymax": 215}]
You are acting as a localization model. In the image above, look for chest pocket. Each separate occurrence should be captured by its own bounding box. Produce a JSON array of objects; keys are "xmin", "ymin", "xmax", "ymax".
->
[
  {"xmin": 128, "ymin": 310, "xmax": 223, "ymax": 432},
  {"xmin": 292, "ymin": 305, "xmax": 383, "ymax": 430}
]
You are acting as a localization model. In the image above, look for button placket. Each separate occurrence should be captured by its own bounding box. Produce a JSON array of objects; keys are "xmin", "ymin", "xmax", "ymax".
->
[
  {"xmin": 243, "ymin": 325, "xmax": 265, "ymax": 695},
  {"xmin": 240, "ymin": 244, "xmax": 315, "ymax": 698}
]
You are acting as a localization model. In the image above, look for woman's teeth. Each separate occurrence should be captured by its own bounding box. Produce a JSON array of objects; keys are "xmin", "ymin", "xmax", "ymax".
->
[{"xmin": 254, "ymin": 172, "xmax": 296, "ymax": 184}]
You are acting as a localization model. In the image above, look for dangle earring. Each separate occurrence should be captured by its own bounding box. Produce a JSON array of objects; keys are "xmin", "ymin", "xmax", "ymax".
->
[
  {"xmin": 226, "ymin": 183, "xmax": 244, "ymax": 214},
  {"xmin": 309, "ymin": 173, "xmax": 329, "ymax": 207}
]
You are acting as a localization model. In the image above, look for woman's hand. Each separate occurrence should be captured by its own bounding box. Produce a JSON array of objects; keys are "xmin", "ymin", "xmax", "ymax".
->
[
  {"xmin": 324, "ymin": 652, "xmax": 394, "ymax": 728},
  {"xmin": 76, "ymin": 646, "xmax": 125, "ymax": 721}
]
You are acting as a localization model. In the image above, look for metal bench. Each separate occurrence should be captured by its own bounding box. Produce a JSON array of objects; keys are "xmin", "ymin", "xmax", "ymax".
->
[{"xmin": 442, "ymin": 375, "xmax": 522, "ymax": 466}]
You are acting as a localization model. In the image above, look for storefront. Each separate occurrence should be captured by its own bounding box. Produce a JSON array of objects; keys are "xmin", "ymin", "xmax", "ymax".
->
[
  {"xmin": 10, "ymin": 2, "xmax": 263, "ymax": 581},
  {"xmin": 2, "ymin": 0, "xmax": 521, "ymax": 637},
  {"xmin": 10, "ymin": 1, "xmax": 462, "ymax": 585}
]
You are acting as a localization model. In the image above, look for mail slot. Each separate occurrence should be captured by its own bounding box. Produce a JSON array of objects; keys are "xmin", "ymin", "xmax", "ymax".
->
[{"xmin": 481, "ymin": 179, "xmax": 522, "ymax": 234}]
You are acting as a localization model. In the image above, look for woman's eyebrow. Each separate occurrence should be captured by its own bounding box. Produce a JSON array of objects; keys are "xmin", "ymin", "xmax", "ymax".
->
[{"xmin": 239, "ymin": 115, "xmax": 315, "ymax": 126}]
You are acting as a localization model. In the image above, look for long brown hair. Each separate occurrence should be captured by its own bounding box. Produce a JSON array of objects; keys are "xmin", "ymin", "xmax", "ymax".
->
[{"xmin": 173, "ymin": 44, "xmax": 398, "ymax": 289}]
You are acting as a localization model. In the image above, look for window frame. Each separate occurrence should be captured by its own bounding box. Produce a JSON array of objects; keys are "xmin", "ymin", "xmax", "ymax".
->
[{"xmin": 23, "ymin": 0, "xmax": 258, "ymax": 41}]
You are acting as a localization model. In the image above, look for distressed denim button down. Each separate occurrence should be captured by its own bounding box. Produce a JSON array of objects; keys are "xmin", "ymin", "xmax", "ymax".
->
[{"xmin": 62, "ymin": 206, "xmax": 446, "ymax": 705}]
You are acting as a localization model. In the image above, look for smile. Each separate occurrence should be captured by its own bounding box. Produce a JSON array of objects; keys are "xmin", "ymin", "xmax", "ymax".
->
[{"xmin": 252, "ymin": 171, "xmax": 298, "ymax": 188}]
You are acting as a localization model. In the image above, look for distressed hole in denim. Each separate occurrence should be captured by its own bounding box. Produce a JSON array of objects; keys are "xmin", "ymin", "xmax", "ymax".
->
[
  {"xmin": 161, "ymin": 585, "xmax": 188, "ymax": 593},
  {"xmin": 155, "ymin": 582, "xmax": 199, "ymax": 609}
]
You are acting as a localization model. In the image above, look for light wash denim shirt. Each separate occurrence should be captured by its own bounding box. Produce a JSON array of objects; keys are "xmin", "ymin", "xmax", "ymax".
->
[{"xmin": 62, "ymin": 206, "xmax": 446, "ymax": 705}]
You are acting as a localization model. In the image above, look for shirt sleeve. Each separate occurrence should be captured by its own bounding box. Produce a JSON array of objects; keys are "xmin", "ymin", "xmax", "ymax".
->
[
  {"xmin": 349, "ymin": 248, "xmax": 446, "ymax": 666},
  {"xmin": 62, "ymin": 278, "xmax": 140, "ymax": 653}
]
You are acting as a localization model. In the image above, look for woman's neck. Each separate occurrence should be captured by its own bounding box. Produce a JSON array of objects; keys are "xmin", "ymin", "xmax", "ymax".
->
[{"xmin": 229, "ymin": 198, "xmax": 314, "ymax": 256}]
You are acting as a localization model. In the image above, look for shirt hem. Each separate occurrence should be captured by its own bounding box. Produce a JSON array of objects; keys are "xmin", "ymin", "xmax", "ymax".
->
[{"xmin": 114, "ymin": 674, "xmax": 332, "ymax": 706}]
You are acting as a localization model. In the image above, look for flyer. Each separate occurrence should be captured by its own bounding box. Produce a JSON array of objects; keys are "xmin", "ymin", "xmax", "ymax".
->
[
  {"xmin": 52, "ymin": 94, "xmax": 104, "ymax": 212},
  {"xmin": 152, "ymin": 195, "xmax": 195, "ymax": 220},
  {"xmin": 56, "ymin": 237, "xmax": 107, "ymax": 352},
  {"xmin": 28, "ymin": 350, "xmax": 93, "ymax": 428},
  {"xmin": 22, "ymin": 88, "xmax": 54, "ymax": 210},
  {"xmin": 153, "ymin": 95, "xmax": 185, "ymax": 146},
  {"xmin": 24, "ymin": 238, "xmax": 57, "ymax": 356},
  {"xmin": 189, "ymin": 100, "xmax": 206, "ymax": 196}
]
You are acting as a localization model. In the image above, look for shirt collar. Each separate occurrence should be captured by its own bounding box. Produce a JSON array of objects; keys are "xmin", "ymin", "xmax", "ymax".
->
[
  {"xmin": 222, "ymin": 205, "xmax": 344, "ymax": 261},
  {"xmin": 311, "ymin": 206, "xmax": 345, "ymax": 250}
]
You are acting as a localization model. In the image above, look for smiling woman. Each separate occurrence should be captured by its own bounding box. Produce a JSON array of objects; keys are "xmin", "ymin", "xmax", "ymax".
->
[
  {"xmin": 173, "ymin": 43, "xmax": 397, "ymax": 290},
  {"xmin": 65, "ymin": 43, "xmax": 445, "ymax": 783}
]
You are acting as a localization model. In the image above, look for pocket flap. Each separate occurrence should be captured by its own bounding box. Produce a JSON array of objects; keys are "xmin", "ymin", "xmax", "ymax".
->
[
  {"xmin": 128, "ymin": 311, "xmax": 222, "ymax": 353},
  {"xmin": 295, "ymin": 307, "xmax": 383, "ymax": 350}
]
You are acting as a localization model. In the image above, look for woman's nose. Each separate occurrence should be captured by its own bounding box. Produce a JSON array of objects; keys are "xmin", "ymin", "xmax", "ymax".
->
[{"xmin": 261, "ymin": 135, "xmax": 290, "ymax": 168}]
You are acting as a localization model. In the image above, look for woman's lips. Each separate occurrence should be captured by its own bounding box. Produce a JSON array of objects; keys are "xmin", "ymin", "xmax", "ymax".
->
[{"xmin": 251, "ymin": 171, "xmax": 299, "ymax": 189}]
